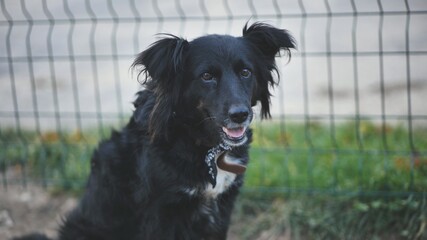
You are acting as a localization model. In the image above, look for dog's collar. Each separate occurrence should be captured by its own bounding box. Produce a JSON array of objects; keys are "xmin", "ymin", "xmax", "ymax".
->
[
  {"xmin": 204, "ymin": 142, "xmax": 247, "ymax": 188},
  {"xmin": 205, "ymin": 142, "xmax": 231, "ymax": 188}
]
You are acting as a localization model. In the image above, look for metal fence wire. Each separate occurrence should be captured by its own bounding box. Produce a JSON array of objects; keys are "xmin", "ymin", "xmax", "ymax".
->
[{"xmin": 1, "ymin": 0, "xmax": 427, "ymax": 197}]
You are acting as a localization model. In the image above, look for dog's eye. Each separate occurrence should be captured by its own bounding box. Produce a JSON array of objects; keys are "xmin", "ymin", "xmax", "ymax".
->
[
  {"xmin": 240, "ymin": 69, "xmax": 252, "ymax": 78},
  {"xmin": 201, "ymin": 72, "xmax": 214, "ymax": 81}
]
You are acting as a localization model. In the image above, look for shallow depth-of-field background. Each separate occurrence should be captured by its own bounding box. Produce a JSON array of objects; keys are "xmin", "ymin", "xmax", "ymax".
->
[{"xmin": 1, "ymin": 0, "xmax": 427, "ymax": 239}]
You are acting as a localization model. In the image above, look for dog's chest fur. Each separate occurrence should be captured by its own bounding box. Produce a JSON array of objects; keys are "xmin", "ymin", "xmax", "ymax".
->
[
  {"xmin": 205, "ymin": 167, "xmax": 236, "ymax": 197},
  {"xmin": 205, "ymin": 154, "xmax": 241, "ymax": 197},
  {"xmin": 182, "ymin": 154, "xmax": 241, "ymax": 198}
]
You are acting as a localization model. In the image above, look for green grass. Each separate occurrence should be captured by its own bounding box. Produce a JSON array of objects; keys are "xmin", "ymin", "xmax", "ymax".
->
[
  {"xmin": 230, "ymin": 194, "xmax": 427, "ymax": 239},
  {"xmin": 230, "ymin": 121, "xmax": 427, "ymax": 239},
  {"xmin": 1, "ymin": 121, "xmax": 427, "ymax": 238},
  {"xmin": 1, "ymin": 121, "xmax": 426, "ymax": 193},
  {"xmin": 247, "ymin": 121, "xmax": 427, "ymax": 194},
  {"xmin": 0, "ymin": 129, "xmax": 99, "ymax": 193}
]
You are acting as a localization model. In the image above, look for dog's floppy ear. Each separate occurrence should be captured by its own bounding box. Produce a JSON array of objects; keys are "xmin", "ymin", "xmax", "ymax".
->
[
  {"xmin": 132, "ymin": 35, "xmax": 189, "ymax": 141},
  {"xmin": 243, "ymin": 22, "xmax": 296, "ymax": 118}
]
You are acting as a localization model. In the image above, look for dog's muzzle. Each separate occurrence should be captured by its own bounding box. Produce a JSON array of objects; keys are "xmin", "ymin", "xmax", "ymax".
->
[{"xmin": 221, "ymin": 105, "xmax": 251, "ymax": 146}]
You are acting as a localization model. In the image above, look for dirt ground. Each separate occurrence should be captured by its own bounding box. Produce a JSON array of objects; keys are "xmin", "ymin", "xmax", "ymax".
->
[
  {"xmin": 0, "ymin": 167, "xmax": 285, "ymax": 240},
  {"xmin": 0, "ymin": 183, "xmax": 288, "ymax": 240},
  {"xmin": 0, "ymin": 184, "xmax": 249, "ymax": 240},
  {"xmin": 0, "ymin": 183, "xmax": 77, "ymax": 240},
  {"xmin": 0, "ymin": 181, "xmax": 250, "ymax": 240}
]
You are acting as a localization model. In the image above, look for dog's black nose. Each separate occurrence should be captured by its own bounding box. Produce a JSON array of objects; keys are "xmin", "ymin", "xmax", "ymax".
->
[{"xmin": 229, "ymin": 105, "xmax": 249, "ymax": 123}]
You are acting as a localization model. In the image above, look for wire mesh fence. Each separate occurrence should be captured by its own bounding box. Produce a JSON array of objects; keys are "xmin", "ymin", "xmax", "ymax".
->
[{"xmin": 1, "ymin": 0, "xmax": 426, "ymax": 197}]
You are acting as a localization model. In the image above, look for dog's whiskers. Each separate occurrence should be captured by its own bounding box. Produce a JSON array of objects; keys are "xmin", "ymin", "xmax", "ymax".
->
[{"xmin": 197, "ymin": 116, "xmax": 216, "ymax": 126}]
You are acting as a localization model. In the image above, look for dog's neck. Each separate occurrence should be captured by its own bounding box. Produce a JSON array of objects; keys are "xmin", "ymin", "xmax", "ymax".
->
[
  {"xmin": 171, "ymin": 110, "xmax": 247, "ymax": 187},
  {"xmin": 204, "ymin": 142, "xmax": 248, "ymax": 188},
  {"xmin": 204, "ymin": 142, "xmax": 232, "ymax": 188}
]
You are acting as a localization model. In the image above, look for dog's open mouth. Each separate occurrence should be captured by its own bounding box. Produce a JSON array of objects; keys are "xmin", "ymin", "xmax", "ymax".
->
[
  {"xmin": 222, "ymin": 126, "xmax": 246, "ymax": 139},
  {"xmin": 221, "ymin": 126, "xmax": 248, "ymax": 146}
]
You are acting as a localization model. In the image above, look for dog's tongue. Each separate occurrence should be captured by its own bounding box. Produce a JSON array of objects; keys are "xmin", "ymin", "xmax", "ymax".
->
[{"xmin": 222, "ymin": 127, "xmax": 246, "ymax": 139}]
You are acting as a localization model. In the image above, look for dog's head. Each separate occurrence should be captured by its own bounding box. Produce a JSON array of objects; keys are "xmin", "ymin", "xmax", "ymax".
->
[{"xmin": 133, "ymin": 22, "xmax": 295, "ymax": 147}]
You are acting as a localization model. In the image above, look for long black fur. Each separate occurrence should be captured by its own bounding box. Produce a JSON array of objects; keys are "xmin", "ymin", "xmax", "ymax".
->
[{"xmin": 14, "ymin": 22, "xmax": 295, "ymax": 240}]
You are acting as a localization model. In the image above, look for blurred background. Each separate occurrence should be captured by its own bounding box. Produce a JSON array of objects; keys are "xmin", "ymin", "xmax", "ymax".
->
[{"xmin": 1, "ymin": 0, "xmax": 426, "ymax": 239}]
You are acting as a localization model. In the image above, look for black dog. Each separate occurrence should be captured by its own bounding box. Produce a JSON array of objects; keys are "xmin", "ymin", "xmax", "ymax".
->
[{"xmin": 15, "ymin": 22, "xmax": 294, "ymax": 240}]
